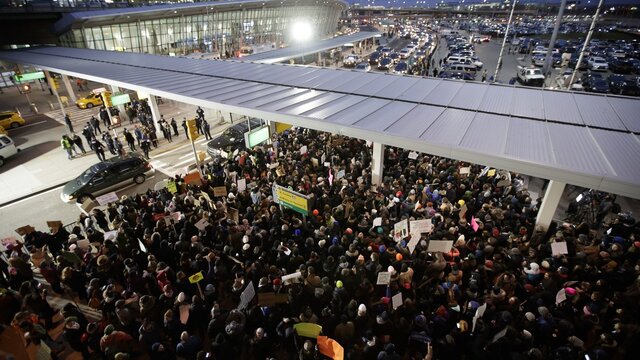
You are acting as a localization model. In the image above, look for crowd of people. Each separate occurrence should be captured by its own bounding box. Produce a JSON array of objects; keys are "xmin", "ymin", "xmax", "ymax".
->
[{"xmin": 3, "ymin": 126, "xmax": 640, "ymax": 360}]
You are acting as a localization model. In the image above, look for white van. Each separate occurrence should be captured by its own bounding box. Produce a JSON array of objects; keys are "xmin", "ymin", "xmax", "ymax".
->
[{"xmin": 0, "ymin": 134, "xmax": 18, "ymax": 167}]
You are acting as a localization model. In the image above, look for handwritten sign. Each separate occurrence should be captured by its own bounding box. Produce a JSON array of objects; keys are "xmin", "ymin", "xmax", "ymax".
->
[
  {"xmin": 376, "ymin": 272, "xmax": 391, "ymax": 285},
  {"xmin": 189, "ymin": 271, "xmax": 204, "ymax": 284},
  {"xmin": 213, "ymin": 186, "xmax": 227, "ymax": 197},
  {"xmin": 459, "ymin": 167, "xmax": 470, "ymax": 175},
  {"xmin": 0, "ymin": 237, "xmax": 19, "ymax": 252},
  {"xmin": 194, "ymin": 218, "xmax": 209, "ymax": 231},
  {"xmin": 551, "ymin": 242, "xmax": 568, "ymax": 256},
  {"xmin": 237, "ymin": 178, "xmax": 247, "ymax": 192},
  {"xmin": 408, "ymin": 151, "xmax": 419, "ymax": 160},
  {"xmin": 394, "ymin": 219, "xmax": 409, "ymax": 242},
  {"xmin": 373, "ymin": 217, "xmax": 382, "ymax": 227},
  {"xmin": 392, "ymin": 293, "xmax": 403, "ymax": 310},
  {"xmin": 408, "ymin": 235, "xmax": 420, "ymax": 254},
  {"xmin": 237, "ymin": 281, "xmax": 255, "ymax": 310},
  {"xmin": 410, "ymin": 219, "xmax": 432, "ymax": 235},
  {"xmin": 427, "ymin": 240, "xmax": 454, "ymax": 253},
  {"xmin": 282, "ymin": 271, "xmax": 303, "ymax": 285},
  {"xmin": 96, "ymin": 192, "xmax": 119, "ymax": 205},
  {"xmin": 471, "ymin": 216, "xmax": 479, "ymax": 232},
  {"xmin": 167, "ymin": 181, "xmax": 178, "ymax": 194},
  {"xmin": 184, "ymin": 172, "xmax": 202, "ymax": 186}
]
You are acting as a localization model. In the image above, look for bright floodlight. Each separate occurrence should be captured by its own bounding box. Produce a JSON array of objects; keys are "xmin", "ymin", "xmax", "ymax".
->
[{"xmin": 291, "ymin": 22, "xmax": 313, "ymax": 42}]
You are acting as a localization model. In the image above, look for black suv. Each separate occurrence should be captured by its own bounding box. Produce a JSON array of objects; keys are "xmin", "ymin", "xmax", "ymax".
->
[{"xmin": 61, "ymin": 153, "xmax": 154, "ymax": 203}]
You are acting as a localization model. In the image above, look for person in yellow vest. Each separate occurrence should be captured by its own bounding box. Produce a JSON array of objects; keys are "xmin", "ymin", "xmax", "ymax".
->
[{"xmin": 60, "ymin": 135, "xmax": 73, "ymax": 160}]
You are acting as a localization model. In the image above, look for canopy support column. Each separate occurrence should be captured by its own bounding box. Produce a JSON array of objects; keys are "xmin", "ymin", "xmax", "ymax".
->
[
  {"xmin": 61, "ymin": 75, "xmax": 76, "ymax": 102},
  {"xmin": 109, "ymin": 85, "xmax": 128, "ymax": 123},
  {"xmin": 536, "ymin": 180, "xmax": 566, "ymax": 231},
  {"xmin": 372, "ymin": 142, "xmax": 384, "ymax": 186},
  {"xmin": 148, "ymin": 94, "xmax": 162, "ymax": 133}
]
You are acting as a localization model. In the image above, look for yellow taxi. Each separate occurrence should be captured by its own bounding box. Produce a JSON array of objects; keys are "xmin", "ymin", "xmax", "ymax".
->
[
  {"xmin": 0, "ymin": 111, "xmax": 26, "ymax": 129},
  {"xmin": 76, "ymin": 91, "xmax": 111, "ymax": 109}
]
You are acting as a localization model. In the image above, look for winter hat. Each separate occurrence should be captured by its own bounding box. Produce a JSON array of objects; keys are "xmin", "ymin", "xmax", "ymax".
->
[{"xmin": 525, "ymin": 312, "xmax": 536, "ymax": 321}]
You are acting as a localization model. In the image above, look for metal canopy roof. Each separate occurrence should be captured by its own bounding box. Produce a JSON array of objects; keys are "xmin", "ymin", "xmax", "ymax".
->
[
  {"xmin": 239, "ymin": 31, "xmax": 381, "ymax": 64},
  {"xmin": 2, "ymin": 46, "xmax": 639, "ymax": 199}
]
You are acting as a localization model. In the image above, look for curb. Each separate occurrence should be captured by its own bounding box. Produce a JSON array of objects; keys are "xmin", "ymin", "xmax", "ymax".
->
[{"xmin": 0, "ymin": 182, "xmax": 67, "ymax": 208}]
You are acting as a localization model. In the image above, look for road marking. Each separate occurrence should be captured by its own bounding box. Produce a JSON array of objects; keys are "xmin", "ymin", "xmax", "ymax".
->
[
  {"xmin": 17, "ymin": 120, "xmax": 47, "ymax": 129},
  {"xmin": 2, "ymin": 184, "xmax": 65, "ymax": 208}
]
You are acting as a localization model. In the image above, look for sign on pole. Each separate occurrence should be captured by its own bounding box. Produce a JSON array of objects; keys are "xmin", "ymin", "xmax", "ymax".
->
[
  {"xmin": 272, "ymin": 184, "xmax": 310, "ymax": 216},
  {"xmin": 15, "ymin": 71, "xmax": 45, "ymax": 82}
]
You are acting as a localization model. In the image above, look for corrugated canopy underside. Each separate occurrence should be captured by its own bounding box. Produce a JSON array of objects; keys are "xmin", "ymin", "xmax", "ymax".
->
[{"xmin": 2, "ymin": 46, "xmax": 639, "ymax": 198}]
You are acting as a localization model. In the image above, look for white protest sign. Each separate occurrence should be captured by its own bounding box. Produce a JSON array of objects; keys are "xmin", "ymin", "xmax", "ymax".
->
[
  {"xmin": 408, "ymin": 151, "xmax": 419, "ymax": 160},
  {"xmin": 472, "ymin": 303, "xmax": 487, "ymax": 333},
  {"xmin": 138, "ymin": 239, "xmax": 147, "ymax": 253},
  {"xmin": 459, "ymin": 167, "xmax": 470, "ymax": 175},
  {"xmin": 300, "ymin": 145, "xmax": 308, "ymax": 155},
  {"xmin": 282, "ymin": 271, "xmax": 303, "ymax": 285},
  {"xmin": 237, "ymin": 178, "xmax": 247, "ymax": 192},
  {"xmin": 393, "ymin": 219, "xmax": 409, "ymax": 242},
  {"xmin": 410, "ymin": 219, "xmax": 432, "ymax": 235},
  {"xmin": 392, "ymin": 293, "xmax": 403, "ymax": 310},
  {"xmin": 373, "ymin": 217, "xmax": 382, "ymax": 227},
  {"xmin": 427, "ymin": 240, "xmax": 453, "ymax": 253},
  {"xmin": 321, "ymin": 153, "xmax": 326, "ymax": 165},
  {"xmin": 76, "ymin": 239, "xmax": 90, "ymax": 250},
  {"xmin": 556, "ymin": 288, "xmax": 567, "ymax": 305},
  {"xmin": 103, "ymin": 230, "xmax": 117, "ymax": 241},
  {"xmin": 551, "ymin": 242, "xmax": 568, "ymax": 256},
  {"xmin": 268, "ymin": 162, "xmax": 279, "ymax": 170},
  {"xmin": 194, "ymin": 218, "xmax": 209, "ymax": 231},
  {"xmin": 95, "ymin": 191, "xmax": 119, "ymax": 206},
  {"xmin": 408, "ymin": 235, "xmax": 420, "ymax": 254},
  {"xmin": 238, "ymin": 281, "xmax": 256, "ymax": 310},
  {"xmin": 376, "ymin": 272, "xmax": 391, "ymax": 285}
]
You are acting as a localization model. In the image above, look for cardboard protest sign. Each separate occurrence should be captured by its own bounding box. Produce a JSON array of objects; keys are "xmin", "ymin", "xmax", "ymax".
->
[
  {"xmin": 392, "ymin": 293, "xmax": 403, "ymax": 310},
  {"xmin": 184, "ymin": 172, "xmax": 202, "ymax": 186},
  {"xmin": 294, "ymin": 323, "xmax": 322, "ymax": 338},
  {"xmin": 551, "ymin": 242, "xmax": 568, "ymax": 256},
  {"xmin": 258, "ymin": 292, "xmax": 289, "ymax": 307},
  {"xmin": 459, "ymin": 167, "xmax": 470, "ymax": 175},
  {"xmin": 317, "ymin": 336, "xmax": 344, "ymax": 360},
  {"xmin": 79, "ymin": 199, "xmax": 97, "ymax": 214},
  {"xmin": 427, "ymin": 240, "xmax": 454, "ymax": 253},
  {"xmin": 15, "ymin": 225, "xmax": 35, "ymax": 236},
  {"xmin": 194, "ymin": 218, "xmax": 209, "ymax": 231},
  {"xmin": 95, "ymin": 192, "xmax": 119, "ymax": 206},
  {"xmin": 376, "ymin": 272, "xmax": 391, "ymax": 285},
  {"xmin": 408, "ymin": 235, "xmax": 420, "ymax": 254},
  {"xmin": 459, "ymin": 204, "xmax": 468, "ymax": 220},
  {"xmin": 189, "ymin": 271, "xmax": 204, "ymax": 284},
  {"xmin": 394, "ymin": 219, "xmax": 409, "ymax": 242},
  {"xmin": 237, "ymin": 281, "xmax": 255, "ymax": 310},
  {"xmin": 46, "ymin": 221, "xmax": 64, "ymax": 233},
  {"xmin": 228, "ymin": 207, "xmax": 239, "ymax": 223},
  {"xmin": 410, "ymin": 219, "xmax": 432, "ymax": 235},
  {"xmin": 213, "ymin": 186, "xmax": 227, "ymax": 197}
]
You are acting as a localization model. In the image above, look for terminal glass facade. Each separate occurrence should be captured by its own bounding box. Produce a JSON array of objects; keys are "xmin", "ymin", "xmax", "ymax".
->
[{"xmin": 59, "ymin": 3, "xmax": 343, "ymax": 56}]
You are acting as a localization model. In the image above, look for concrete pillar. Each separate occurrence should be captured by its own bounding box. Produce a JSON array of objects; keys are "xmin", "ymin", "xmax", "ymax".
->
[
  {"xmin": 372, "ymin": 142, "xmax": 385, "ymax": 185},
  {"xmin": 535, "ymin": 180, "xmax": 566, "ymax": 231},
  {"xmin": 147, "ymin": 94, "xmax": 162, "ymax": 132},
  {"xmin": 109, "ymin": 85, "xmax": 128, "ymax": 123},
  {"xmin": 44, "ymin": 71, "xmax": 66, "ymax": 118},
  {"xmin": 61, "ymin": 75, "xmax": 76, "ymax": 102},
  {"xmin": 317, "ymin": 52, "xmax": 322, "ymax": 66}
]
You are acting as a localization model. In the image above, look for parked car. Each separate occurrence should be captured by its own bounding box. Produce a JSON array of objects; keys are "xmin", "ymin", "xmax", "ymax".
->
[
  {"xmin": 60, "ymin": 153, "xmax": 155, "ymax": 203},
  {"xmin": 0, "ymin": 111, "xmax": 26, "ymax": 129},
  {"xmin": 0, "ymin": 134, "xmax": 19, "ymax": 167},
  {"xmin": 517, "ymin": 66, "xmax": 545, "ymax": 86},
  {"xmin": 609, "ymin": 75, "xmax": 640, "ymax": 96},
  {"xmin": 206, "ymin": 119, "xmax": 262, "ymax": 158},
  {"xmin": 585, "ymin": 78, "xmax": 610, "ymax": 93},
  {"xmin": 608, "ymin": 58, "xmax": 636, "ymax": 74},
  {"xmin": 354, "ymin": 62, "xmax": 372, "ymax": 72},
  {"xmin": 378, "ymin": 58, "xmax": 393, "ymax": 70},
  {"xmin": 394, "ymin": 62, "xmax": 408, "ymax": 74},
  {"xmin": 587, "ymin": 56, "xmax": 609, "ymax": 71}
]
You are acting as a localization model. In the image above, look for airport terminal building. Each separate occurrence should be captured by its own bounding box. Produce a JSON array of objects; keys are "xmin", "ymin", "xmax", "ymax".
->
[{"xmin": 54, "ymin": 0, "xmax": 347, "ymax": 56}]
